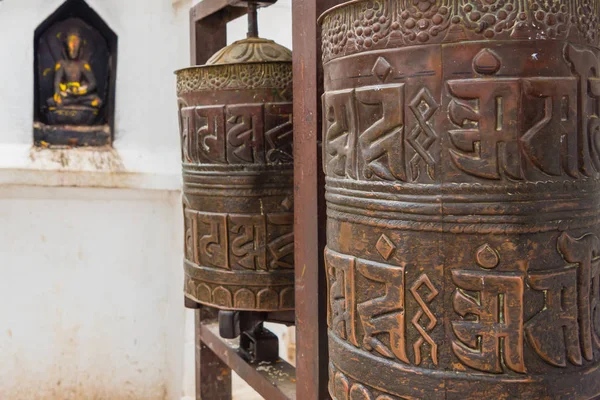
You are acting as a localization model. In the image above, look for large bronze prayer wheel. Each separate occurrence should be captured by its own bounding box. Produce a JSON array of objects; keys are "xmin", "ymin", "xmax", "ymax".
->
[
  {"xmin": 321, "ymin": 1, "xmax": 600, "ymax": 398},
  {"xmin": 175, "ymin": 35, "xmax": 294, "ymax": 312}
]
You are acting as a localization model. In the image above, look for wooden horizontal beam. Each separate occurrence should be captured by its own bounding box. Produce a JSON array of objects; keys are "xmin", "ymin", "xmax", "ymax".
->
[
  {"xmin": 200, "ymin": 320, "xmax": 296, "ymax": 400},
  {"xmin": 190, "ymin": 0, "xmax": 277, "ymax": 23},
  {"xmin": 189, "ymin": 0, "xmax": 278, "ymax": 70}
]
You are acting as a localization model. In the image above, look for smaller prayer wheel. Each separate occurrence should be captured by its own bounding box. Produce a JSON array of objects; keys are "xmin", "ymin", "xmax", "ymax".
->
[{"xmin": 175, "ymin": 3, "xmax": 294, "ymax": 312}]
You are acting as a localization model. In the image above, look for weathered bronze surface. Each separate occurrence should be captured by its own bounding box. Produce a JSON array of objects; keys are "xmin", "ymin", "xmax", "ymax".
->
[
  {"xmin": 320, "ymin": 1, "xmax": 600, "ymax": 398},
  {"xmin": 176, "ymin": 36, "xmax": 295, "ymax": 312}
]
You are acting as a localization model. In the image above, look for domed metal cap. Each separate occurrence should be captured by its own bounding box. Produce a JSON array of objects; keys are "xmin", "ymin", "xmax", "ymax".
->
[
  {"xmin": 205, "ymin": 1, "xmax": 290, "ymax": 66},
  {"xmin": 206, "ymin": 37, "xmax": 292, "ymax": 65}
]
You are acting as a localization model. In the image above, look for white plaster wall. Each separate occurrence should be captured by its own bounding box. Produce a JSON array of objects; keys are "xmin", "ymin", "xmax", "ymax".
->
[
  {"xmin": 0, "ymin": 187, "xmax": 184, "ymax": 400},
  {"xmin": 0, "ymin": 0, "xmax": 192, "ymax": 399},
  {"xmin": 0, "ymin": 0, "xmax": 293, "ymax": 398}
]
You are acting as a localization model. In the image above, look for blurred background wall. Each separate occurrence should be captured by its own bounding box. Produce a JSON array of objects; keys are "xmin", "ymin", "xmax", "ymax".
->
[{"xmin": 0, "ymin": 0, "xmax": 291, "ymax": 398}]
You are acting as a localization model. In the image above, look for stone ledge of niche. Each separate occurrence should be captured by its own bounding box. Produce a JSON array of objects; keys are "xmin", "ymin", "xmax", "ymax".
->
[{"xmin": 0, "ymin": 143, "xmax": 182, "ymax": 191}]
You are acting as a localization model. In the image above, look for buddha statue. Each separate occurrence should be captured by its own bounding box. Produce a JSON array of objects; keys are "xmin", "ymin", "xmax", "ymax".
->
[{"xmin": 46, "ymin": 28, "xmax": 102, "ymax": 124}]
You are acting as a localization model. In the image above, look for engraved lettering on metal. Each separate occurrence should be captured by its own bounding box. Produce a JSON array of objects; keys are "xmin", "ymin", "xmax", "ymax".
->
[
  {"xmin": 176, "ymin": 36, "xmax": 294, "ymax": 312},
  {"xmin": 326, "ymin": 248, "xmax": 360, "ymax": 347},
  {"xmin": 357, "ymin": 258, "xmax": 408, "ymax": 363},
  {"xmin": 448, "ymin": 77, "xmax": 523, "ymax": 180},
  {"xmin": 451, "ymin": 256, "xmax": 526, "ymax": 374},
  {"xmin": 198, "ymin": 212, "xmax": 229, "ymax": 269},
  {"xmin": 323, "ymin": 83, "xmax": 438, "ymax": 182},
  {"xmin": 267, "ymin": 213, "xmax": 294, "ymax": 269},
  {"xmin": 321, "ymin": 0, "xmax": 600, "ymax": 398},
  {"xmin": 526, "ymin": 266, "xmax": 583, "ymax": 367},
  {"xmin": 229, "ymin": 214, "xmax": 267, "ymax": 270},
  {"xmin": 554, "ymin": 233, "xmax": 600, "ymax": 362},
  {"xmin": 325, "ymin": 247, "xmax": 440, "ymax": 366}
]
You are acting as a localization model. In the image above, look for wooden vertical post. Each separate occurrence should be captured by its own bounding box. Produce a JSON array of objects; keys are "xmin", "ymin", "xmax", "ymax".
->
[
  {"xmin": 196, "ymin": 308, "xmax": 232, "ymax": 400},
  {"xmin": 292, "ymin": 1, "xmax": 345, "ymax": 399},
  {"xmin": 188, "ymin": 7, "xmax": 231, "ymax": 395},
  {"xmin": 190, "ymin": 10, "xmax": 227, "ymax": 65}
]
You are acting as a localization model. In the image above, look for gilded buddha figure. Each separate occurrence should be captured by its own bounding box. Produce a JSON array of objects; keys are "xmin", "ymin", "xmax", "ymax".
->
[
  {"xmin": 35, "ymin": 10, "xmax": 115, "ymax": 146},
  {"xmin": 47, "ymin": 28, "xmax": 102, "ymax": 124}
]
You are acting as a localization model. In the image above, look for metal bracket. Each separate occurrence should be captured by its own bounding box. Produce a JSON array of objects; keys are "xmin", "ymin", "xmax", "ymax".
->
[
  {"xmin": 218, "ymin": 310, "xmax": 240, "ymax": 339},
  {"xmin": 218, "ymin": 310, "xmax": 280, "ymax": 363},
  {"xmin": 240, "ymin": 325, "xmax": 279, "ymax": 363}
]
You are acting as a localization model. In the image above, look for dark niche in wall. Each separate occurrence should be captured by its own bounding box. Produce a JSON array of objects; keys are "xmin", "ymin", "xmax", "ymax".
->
[{"xmin": 34, "ymin": 0, "xmax": 117, "ymax": 147}]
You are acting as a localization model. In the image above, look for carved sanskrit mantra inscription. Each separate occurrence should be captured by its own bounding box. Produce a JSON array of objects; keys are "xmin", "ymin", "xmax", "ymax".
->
[
  {"xmin": 526, "ymin": 234, "xmax": 600, "ymax": 368},
  {"xmin": 326, "ymin": 241, "xmax": 440, "ymax": 367},
  {"xmin": 448, "ymin": 45, "xmax": 600, "ymax": 181},
  {"xmin": 180, "ymin": 102, "xmax": 293, "ymax": 165},
  {"xmin": 185, "ymin": 210, "xmax": 293, "ymax": 271},
  {"xmin": 322, "ymin": 43, "xmax": 600, "ymax": 184},
  {"xmin": 452, "ymin": 234, "xmax": 600, "ymax": 373},
  {"xmin": 328, "ymin": 233, "xmax": 600, "ymax": 374},
  {"xmin": 323, "ymin": 84, "xmax": 438, "ymax": 183}
]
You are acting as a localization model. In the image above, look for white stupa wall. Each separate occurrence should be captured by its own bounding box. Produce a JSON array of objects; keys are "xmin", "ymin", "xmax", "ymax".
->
[
  {"xmin": 0, "ymin": 0, "xmax": 292, "ymax": 399},
  {"xmin": 0, "ymin": 0, "xmax": 190, "ymax": 398}
]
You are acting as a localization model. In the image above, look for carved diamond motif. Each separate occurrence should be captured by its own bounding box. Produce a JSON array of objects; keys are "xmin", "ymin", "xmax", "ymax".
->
[
  {"xmin": 376, "ymin": 234, "xmax": 396, "ymax": 260},
  {"xmin": 410, "ymin": 273, "xmax": 439, "ymax": 366},
  {"xmin": 281, "ymin": 197, "xmax": 293, "ymax": 211},
  {"xmin": 372, "ymin": 57, "xmax": 392, "ymax": 82},
  {"xmin": 407, "ymin": 87, "xmax": 439, "ymax": 180}
]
